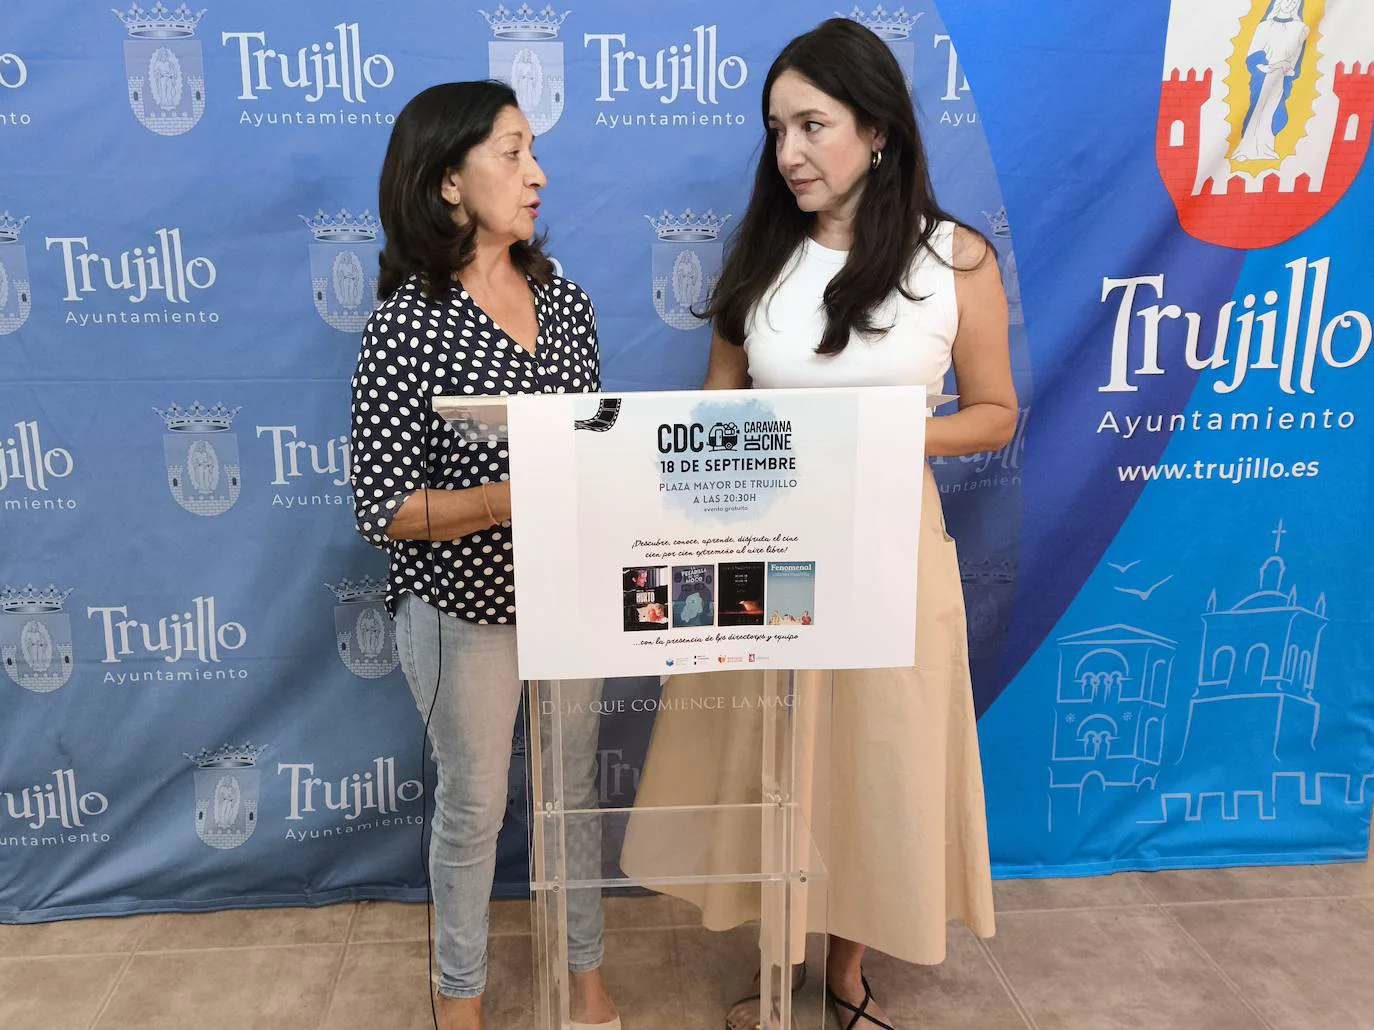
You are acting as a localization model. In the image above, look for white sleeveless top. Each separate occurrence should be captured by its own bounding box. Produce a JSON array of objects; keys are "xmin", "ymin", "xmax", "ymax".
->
[{"xmin": 743, "ymin": 220, "xmax": 958, "ymax": 398}]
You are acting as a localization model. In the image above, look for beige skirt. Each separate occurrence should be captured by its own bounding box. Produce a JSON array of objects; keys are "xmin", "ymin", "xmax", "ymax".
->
[{"xmin": 619, "ymin": 465, "xmax": 995, "ymax": 965}]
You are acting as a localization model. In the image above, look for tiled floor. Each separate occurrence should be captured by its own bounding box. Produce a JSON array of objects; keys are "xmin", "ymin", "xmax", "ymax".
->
[{"xmin": 3, "ymin": 844, "xmax": 1372, "ymax": 1030}]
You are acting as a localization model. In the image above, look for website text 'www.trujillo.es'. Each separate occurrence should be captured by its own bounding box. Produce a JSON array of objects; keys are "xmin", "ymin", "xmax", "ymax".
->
[{"xmin": 1117, "ymin": 457, "xmax": 1321, "ymax": 483}]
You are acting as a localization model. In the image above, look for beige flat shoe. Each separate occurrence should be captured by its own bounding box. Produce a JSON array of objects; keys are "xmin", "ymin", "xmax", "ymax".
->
[{"xmin": 570, "ymin": 1019, "xmax": 622, "ymax": 1030}]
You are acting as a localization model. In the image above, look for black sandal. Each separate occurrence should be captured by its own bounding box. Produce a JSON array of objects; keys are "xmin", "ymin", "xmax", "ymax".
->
[
  {"xmin": 724, "ymin": 963, "xmax": 808, "ymax": 1030},
  {"xmin": 826, "ymin": 971, "xmax": 895, "ymax": 1030}
]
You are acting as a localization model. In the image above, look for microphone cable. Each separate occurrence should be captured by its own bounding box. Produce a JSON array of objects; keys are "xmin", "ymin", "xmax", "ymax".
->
[{"xmin": 418, "ymin": 427, "xmax": 442, "ymax": 1030}]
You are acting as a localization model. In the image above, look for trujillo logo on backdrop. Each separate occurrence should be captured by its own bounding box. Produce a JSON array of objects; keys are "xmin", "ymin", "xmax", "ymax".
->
[
  {"xmin": 43, "ymin": 228, "xmax": 219, "ymax": 327},
  {"xmin": 1, "ymin": 584, "xmax": 75, "ymax": 694},
  {"xmin": 1, "ymin": 768, "xmax": 112, "ymax": 848},
  {"xmin": 277, "ymin": 755, "xmax": 425, "ymax": 842},
  {"xmin": 0, "ymin": 46, "xmax": 30, "ymax": 127},
  {"xmin": 1, "ymin": 419, "xmax": 78, "ymax": 513},
  {"xmin": 1097, "ymin": 0, "xmax": 1372, "ymax": 420},
  {"xmin": 86, "ymin": 594, "xmax": 250, "ymax": 684},
  {"xmin": 584, "ymin": 19, "xmax": 748, "ymax": 127},
  {"xmin": 255, "ymin": 421, "xmax": 351, "ymax": 510},
  {"xmin": 221, "ymin": 19, "xmax": 396, "ymax": 127}
]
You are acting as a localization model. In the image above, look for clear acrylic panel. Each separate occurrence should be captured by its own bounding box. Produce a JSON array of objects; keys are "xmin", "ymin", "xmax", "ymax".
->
[{"xmin": 525, "ymin": 672, "xmax": 828, "ymax": 1030}]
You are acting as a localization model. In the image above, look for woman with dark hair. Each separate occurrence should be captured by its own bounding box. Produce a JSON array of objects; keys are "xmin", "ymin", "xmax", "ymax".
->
[
  {"xmin": 623, "ymin": 19, "xmax": 1015, "ymax": 1030},
  {"xmin": 350, "ymin": 82, "xmax": 619, "ymax": 1030}
]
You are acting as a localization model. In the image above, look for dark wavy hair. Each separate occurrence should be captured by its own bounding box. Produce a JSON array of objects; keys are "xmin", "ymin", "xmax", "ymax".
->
[
  {"xmin": 377, "ymin": 81, "xmax": 552, "ymax": 302},
  {"xmin": 706, "ymin": 18, "xmax": 986, "ymax": 355}
]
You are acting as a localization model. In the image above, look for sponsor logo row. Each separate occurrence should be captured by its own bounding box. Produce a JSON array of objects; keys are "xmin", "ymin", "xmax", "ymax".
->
[
  {"xmin": 2, "ymin": 575, "xmax": 398, "ymax": 692},
  {"xmin": 0, "ymin": 203, "xmax": 1018, "ymax": 336},
  {"xmin": 3, "ymin": 741, "xmax": 643, "ymax": 850},
  {"xmin": 2, "ymin": 5, "xmax": 976, "ymax": 135},
  {"xmin": 1, "ymin": 751, "xmax": 423, "ymax": 851},
  {"xmin": 1, "ymin": 408, "xmax": 349, "ymax": 515}
]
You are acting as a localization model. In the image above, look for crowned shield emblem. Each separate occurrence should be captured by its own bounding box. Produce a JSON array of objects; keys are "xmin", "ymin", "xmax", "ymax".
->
[
  {"xmin": 1, "ymin": 584, "xmax": 74, "ymax": 693},
  {"xmin": 327, "ymin": 577, "xmax": 398, "ymax": 679},
  {"xmin": 1159, "ymin": 0, "xmax": 1374, "ymax": 249},
  {"xmin": 0, "ymin": 214, "xmax": 32, "ymax": 337},
  {"xmin": 156, "ymin": 402, "xmax": 242, "ymax": 517},
  {"xmin": 302, "ymin": 209, "xmax": 382, "ymax": 332},
  {"xmin": 186, "ymin": 743, "xmax": 266, "ymax": 850},
  {"xmin": 647, "ymin": 209, "xmax": 729, "ymax": 332},
  {"xmin": 843, "ymin": 5, "xmax": 922, "ymax": 91},
  {"xmin": 114, "ymin": 3, "xmax": 208, "ymax": 136},
  {"xmin": 482, "ymin": 5, "xmax": 570, "ymax": 136}
]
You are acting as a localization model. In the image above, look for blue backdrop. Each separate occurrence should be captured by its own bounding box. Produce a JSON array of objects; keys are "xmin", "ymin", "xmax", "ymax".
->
[{"xmin": 3, "ymin": 0, "xmax": 1372, "ymax": 922}]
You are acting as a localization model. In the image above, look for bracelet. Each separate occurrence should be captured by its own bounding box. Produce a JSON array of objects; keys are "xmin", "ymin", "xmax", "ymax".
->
[{"xmin": 479, "ymin": 482, "xmax": 498, "ymax": 526}]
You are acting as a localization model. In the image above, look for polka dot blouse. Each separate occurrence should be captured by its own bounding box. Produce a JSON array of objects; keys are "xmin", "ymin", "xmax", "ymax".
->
[{"xmin": 350, "ymin": 273, "xmax": 600, "ymax": 623}]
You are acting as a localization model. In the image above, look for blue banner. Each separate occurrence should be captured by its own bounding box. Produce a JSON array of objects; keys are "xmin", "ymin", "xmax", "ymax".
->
[{"xmin": 2, "ymin": 0, "xmax": 1371, "ymax": 922}]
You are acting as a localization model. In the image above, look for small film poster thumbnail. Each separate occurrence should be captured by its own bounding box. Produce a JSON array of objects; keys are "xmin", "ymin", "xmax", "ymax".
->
[
  {"xmin": 623, "ymin": 566, "xmax": 669, "ymax": 632},
  {"xmin": 671, "ymin": 565, "xmax": 716, "ymax": 628},
  {"xmin": 767, "ymin": 562, "xmax": 816, "ymax": 626},
  {"xmin": 718, "ymin": 562, "xmax": 766, "ymax": 627}
]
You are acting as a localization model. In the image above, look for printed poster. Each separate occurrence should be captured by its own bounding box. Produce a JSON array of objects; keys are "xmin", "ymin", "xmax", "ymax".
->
[{"xmin": 505, "ymin": 388, "xmax": 926, "ymax": 680}]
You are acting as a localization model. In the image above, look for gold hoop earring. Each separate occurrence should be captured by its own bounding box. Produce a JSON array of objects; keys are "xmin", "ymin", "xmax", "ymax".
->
[{"xmin": 871, "ymin": 150, "xmax": 883, "ymax": 171}]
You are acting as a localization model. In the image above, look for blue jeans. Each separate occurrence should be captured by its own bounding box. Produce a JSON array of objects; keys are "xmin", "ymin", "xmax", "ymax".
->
[{"xmin": 394, "ymin": 592, "xmax": 606, "ymax": 999}]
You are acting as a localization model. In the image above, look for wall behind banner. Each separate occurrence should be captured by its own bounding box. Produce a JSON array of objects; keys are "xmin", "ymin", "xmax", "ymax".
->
[{"xmin": 2, "ymin": 0, "xmax": 1371, "ymax": 922}]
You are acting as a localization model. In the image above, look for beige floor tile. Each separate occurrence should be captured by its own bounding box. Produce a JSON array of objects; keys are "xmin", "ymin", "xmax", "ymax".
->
[
  {"xmin": 322, "ymin": 941, "xmax": 448, "ymax": 1030},
  {"xmin": 598, "ymin": 928, "xmax": 689, "ymax": 1027},
  {"xmin": 1320, "ymin": 855, "xmax": 1374, "ymax": 896},
  {"xmin": 0, "ymin": 954, "xmax": 127, "ymax": 1030},
  {"xmin": 138, "ymin": 904, "xmax": 354, "ymax": 951},
  {"xmin": 486, "ymin": 933, "xmax": 536, "ymax": 1027},
  {"xmin": 490, "ymin": 897, "xmax": 532, "ymax": 936},
  {"xmin": 670, "ymin": 921, "xmax": 760, "ymax": 1024},
  {"xmin": 1170, "ymin": 898, "xmax": 1374, "ymax": 1030},
  {"xmin": 352, "ymin": 900, "xmax": 428, "ymax": 943},
  {"xmin": 22, "ymin": 862, "xmax": 1374, "ymax": 1030},
  {"xmin": 670, "ymin": 926, "xmax": 826, "ymax": 1030},
  {"xmin": 671, "ymin": 922, "xmax": 1027, "ymax": 1030},
  {"xmin": 602, "ymin": 892, "xmax": 705, "ymax": 929},
  {"xmin": 993, "ymin": 872, "xmax": 1154, "ymax": 912},
  {"xmin": 94, "ymin": 945, "xmax": 340, "ymax": 1030},
  {"xmin": 853, "ymin": 926, "xmax": 1029, "ymax": 1030},
  {"xmin": 985, "ymin": 907, "xmax": 1259, "ymax": 1029},
  {"xmin": 665, "ymin": 917, "xmax": 752, "ymax": 1027},
  {"xmin": 1137, "ymin": 864, "xmax": 1342, "ymax": 904},
  {"xmin": 323, "ymin": 938, "xmax": 533, "ymax": 1030},
  {"xmin": 0, "ymin": 914, "xmax": 154, "ymax": 957}
]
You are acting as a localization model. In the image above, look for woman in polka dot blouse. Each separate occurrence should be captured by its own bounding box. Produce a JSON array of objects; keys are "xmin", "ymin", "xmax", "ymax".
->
[{"xmin": 349, "ymin": 82, "xmax": 619, "ymax": 1030}]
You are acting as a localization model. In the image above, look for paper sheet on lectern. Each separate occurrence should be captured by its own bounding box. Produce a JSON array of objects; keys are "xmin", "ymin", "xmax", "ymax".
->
[{"xmin": 506, "ymin": 387, "xmax": 925, "ymax": 680}]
